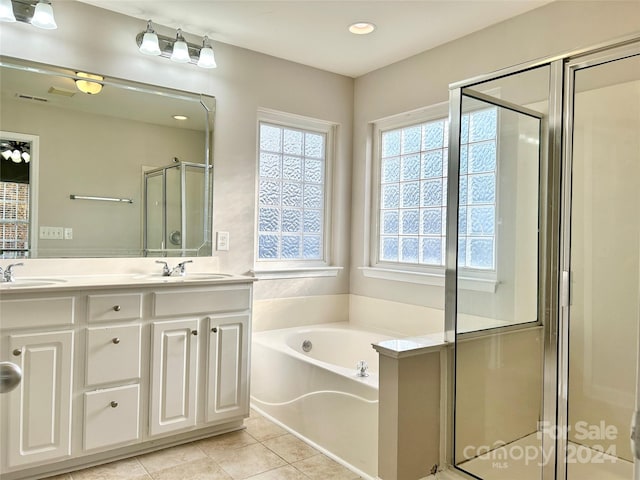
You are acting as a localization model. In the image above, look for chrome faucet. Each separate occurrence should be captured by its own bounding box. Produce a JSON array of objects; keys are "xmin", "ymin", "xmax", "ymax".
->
[
  {"xmin": 356, "ymin": 360, "xmax": 369, "ymax": 377},
  {"xmin": 155, "ymin": 260, "xmax": 193, "ymax": 277},
  {"xmin": 1, "ymin": 263, "xmax": 24, "ymax": 283}
]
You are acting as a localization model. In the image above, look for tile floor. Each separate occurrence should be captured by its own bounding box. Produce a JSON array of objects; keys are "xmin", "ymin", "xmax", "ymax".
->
[{"xmin": 47, "ymin": 409, "xmax": 363, "ymax": 480}]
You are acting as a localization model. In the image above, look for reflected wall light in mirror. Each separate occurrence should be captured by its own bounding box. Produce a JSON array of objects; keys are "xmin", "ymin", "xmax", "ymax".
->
[
  {"xmin": 136, "ymin": 20, "xmax": 217, "ymax": 69},
  {"xmin": 0, "ymin": 0, "xmax": 57, "ymax": 29}
]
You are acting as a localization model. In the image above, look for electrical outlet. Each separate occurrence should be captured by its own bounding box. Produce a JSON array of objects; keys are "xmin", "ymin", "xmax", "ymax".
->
[
  {"xmin": 216, "ymin": 231, "xmax": 230, "ymax": 251},
  {"xmin": 64, "ymin": 227, "xmax": 73, "ymax": 240},
  {"xmin": 39, "ymin": 226, "xmax": 64, "ymax": 240}
]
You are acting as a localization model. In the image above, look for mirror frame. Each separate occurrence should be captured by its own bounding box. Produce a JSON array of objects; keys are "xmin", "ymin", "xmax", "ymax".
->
[{"xmin": 0, "ymin": 56, "xmax": 215, "ymax": 259}]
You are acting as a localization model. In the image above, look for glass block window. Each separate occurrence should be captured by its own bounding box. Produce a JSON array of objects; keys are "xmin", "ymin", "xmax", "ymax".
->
[
  {"xmin": 378, "ymin": 107, "xmax": 497, "ymax": 270},
  {"xmin": 458, "ymin": 107, "xmax": 497, "ymax": 269},
  {"xmin": 0, "ymin": 181, "xmax": 30, "ymax": 257},
  {"xmin": 257, "ymin": 121, "xmax": 327, "ymax": 262}
]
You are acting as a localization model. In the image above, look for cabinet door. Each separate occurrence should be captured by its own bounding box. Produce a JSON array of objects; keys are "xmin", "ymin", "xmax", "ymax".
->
[
  {"xmin": 206, "ymin": 314, "xmax": 250, "ymax": 423},
  {"xmin": 6, "ymin": 330, "xmax": 74, "ymax": 468},
  {"xmin": 149, "ymin": 319, "xmax": 198, "ymax": 436}
]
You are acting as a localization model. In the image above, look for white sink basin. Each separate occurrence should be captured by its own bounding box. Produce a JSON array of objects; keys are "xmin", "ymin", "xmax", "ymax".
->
[
  {"xmin": 132, "ymin": 273, "xmax": 233, "ymax": 282},
  {"xmin": 0, "ymin": 278, "xmax": 68, "ymax": 288}
]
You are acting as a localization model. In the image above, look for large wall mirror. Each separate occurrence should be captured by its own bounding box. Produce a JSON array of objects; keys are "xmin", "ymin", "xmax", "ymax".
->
[{"xmin": 0, "ymin": 56, "xmax": 215, "ymax": 259}]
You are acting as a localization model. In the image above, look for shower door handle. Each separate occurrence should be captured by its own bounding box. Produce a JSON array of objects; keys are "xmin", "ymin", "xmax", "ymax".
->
[{"xmin": 631, "ymin": 410, "xmax": 640, "ymax": 460}]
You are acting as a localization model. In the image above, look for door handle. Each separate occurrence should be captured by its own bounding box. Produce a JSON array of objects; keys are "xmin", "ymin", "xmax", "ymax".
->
[
  {"xmin": 631, "ymin": 410, "xmax": 640, "ymax": 460},
  {"xmin": 0, "ymin": 362, "xmax": 22, "ymax": 394}
]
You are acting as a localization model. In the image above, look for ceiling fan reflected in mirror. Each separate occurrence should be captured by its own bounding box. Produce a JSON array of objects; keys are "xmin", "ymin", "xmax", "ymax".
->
[{"xmin": 0, "ymin": 140, "xmax": 30, "ymax": 163}]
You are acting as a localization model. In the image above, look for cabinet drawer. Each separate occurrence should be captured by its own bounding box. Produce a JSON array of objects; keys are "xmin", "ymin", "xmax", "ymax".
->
[
  {"xmin": 84, "ymin": 384, "xmax": 140, "ymax": 451},
  {"xmin": 88, "ymin": 294, "xmax": 142, "ymax": 323},
  {"xmin": 86, "ymin": 325, "xmax": 141, "ymax": 386},
  {"xmin": 153, "ymin": 285, "xmax": 251, "ymax": 317},
  {"xmin": 0, "ymin": 297, "xmax": 74, "ymax": 329}
]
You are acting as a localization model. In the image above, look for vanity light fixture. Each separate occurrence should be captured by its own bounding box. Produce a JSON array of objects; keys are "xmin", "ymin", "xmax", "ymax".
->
[
  {"xmin": 0, "ymin": 0, "xmax": 57, "ymax": 29},
  {"xmin": 170, "ymin": 28, "xmax": 190, "ymax": 63},
  {"xmin": 31, "ymin": 0, "xmax": 56, "ymax": 29},
  {"xmin": 348, "ymin": 22, "xmax": 375, "ymax": 35},
  {"xmin": 136, "ymin": 19, "xmax": 218, "ymax": 69},
  {"xmin": 75, "ymin": 72, "xmax": 103, "ymax": 95},
  {"xmin": 197, "ymin": 36, "xmax": 217, "ymax": 69},
  {"xmin": 139, "ymin": 20, "xmax": 161, "ymax": 55}
]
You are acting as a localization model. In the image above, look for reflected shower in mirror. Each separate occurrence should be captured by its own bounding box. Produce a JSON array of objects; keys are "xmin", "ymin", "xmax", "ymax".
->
[{"xmin": 0, "ymin": 56, "xmax": 215, "ymax": 258}]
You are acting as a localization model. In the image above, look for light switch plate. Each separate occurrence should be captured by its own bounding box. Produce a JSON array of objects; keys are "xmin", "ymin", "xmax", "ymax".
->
[{"xmin": 39, "ymin": 226, "xmax": 64, "ymax": 240}]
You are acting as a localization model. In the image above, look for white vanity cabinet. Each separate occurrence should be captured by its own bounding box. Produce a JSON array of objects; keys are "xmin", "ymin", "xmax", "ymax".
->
[
  {"xmin": 149, "ymin": 318, "xmax": 199, "ymax": 436},
  {"xmin": 0, "ymin": 295, "xmax": 75, "ymax": 470},
  {"xmin": 206, "ymin": 313, "xmax": 250, "ymax": 423},
  {"xmin": 6, "ymin": 330, "xmax": 74, "ymax": 468},
  {"xmin": 83, "ymin": 293, "xmax": 143, "ymax": 453},
  {"xmin": 149, "ymin": 284, "xmax": 252, "ymax": 436},
  {"xmin": 0, "ymin": 277, "xmax": 254, "ymax": 480}
]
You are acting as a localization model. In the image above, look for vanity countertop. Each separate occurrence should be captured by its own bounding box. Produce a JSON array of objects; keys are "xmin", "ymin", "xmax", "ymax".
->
[{"xmin": 0, "ymin": 272, "xmax": 256, "ymax": 293}]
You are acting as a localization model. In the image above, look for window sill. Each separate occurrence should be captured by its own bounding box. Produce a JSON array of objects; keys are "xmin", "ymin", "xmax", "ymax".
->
[
  {"xmin": 250, "ymin": 266, "xmax": 343, "ymax": 280},
  {"xmin": 359, "ymin": 266, "xmax": 497, "ymax": 293}
]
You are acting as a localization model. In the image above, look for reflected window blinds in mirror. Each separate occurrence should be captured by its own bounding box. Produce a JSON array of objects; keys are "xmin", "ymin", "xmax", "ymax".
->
[
  {"xmin": 0, "ymin": 56, "xmax": 215, "ymax": 258},
  {"xmin": 137, "ymin": 20, "xmax": 217, "ymax": 69}
]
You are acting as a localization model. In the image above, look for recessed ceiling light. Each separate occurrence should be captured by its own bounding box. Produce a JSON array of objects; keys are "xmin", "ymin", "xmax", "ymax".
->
[
  {"xmin": 173, "ymin": 115, "xmax": 188, "ymax": 120},
  {"xmin": 348, "ymin": 22, "xmax": 375, "ymax": 35}
]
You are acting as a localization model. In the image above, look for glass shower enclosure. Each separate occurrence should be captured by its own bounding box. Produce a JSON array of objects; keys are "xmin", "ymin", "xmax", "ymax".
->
[
  {"xmin": 446, "ymin": 36, "xmax": 640, "ymax": 480},
  {"xmin": 144, "ymin": 161, "xmax": 212, "ymax": 256}
]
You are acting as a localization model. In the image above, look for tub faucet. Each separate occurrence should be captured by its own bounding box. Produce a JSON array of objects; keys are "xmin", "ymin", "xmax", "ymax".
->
[
  {"xmin": 1, "ymin": 263, "xmax": 23, "ymax": 283},
  {"xmin": 155, "ymin": 260, "xmax": 193, "ymax": 277},
  {"xmin": 356, "ymin": 360, "xmax": 369, "ymax": 377}
]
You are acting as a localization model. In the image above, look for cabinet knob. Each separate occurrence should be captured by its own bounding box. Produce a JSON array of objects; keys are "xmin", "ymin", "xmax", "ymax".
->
[
  {"xmin": 12, "ymin": 348, "xmax": 22, "ymax": 357},
  {"xmin": 113, "ymin": 305, "xmax": 121, "ymax": 312},
  {"xmin": 191, "ymin": 330, "xmax": 198, "ymax": 336},
  {"xmin": 211, "ymin": 327, "xmax": 218, "ymax": 333},
  {"xmin": 112, "ymin": 337, "xmax": 120, "ymax": 345},
  {"xmin": 110, "ymin": 401, "xmax": 118, "ymax": 408}
]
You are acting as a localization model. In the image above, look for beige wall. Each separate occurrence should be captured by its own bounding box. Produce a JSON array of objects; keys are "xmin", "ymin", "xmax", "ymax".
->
[{"xmin": 0, "ymin": 0, "xmax": 353, "ymax": 300}]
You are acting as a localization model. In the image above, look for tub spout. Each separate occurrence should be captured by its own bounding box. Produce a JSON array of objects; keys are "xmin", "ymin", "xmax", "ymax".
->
[{"xmin": 356, "ymin": 360, "xmax": 369, "ymax": 377}]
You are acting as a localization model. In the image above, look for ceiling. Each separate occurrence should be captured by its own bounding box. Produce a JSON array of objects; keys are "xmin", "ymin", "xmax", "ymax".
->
[{"xmin": 77, "ymin": 0, "xmax": 553, "ymax": 78}]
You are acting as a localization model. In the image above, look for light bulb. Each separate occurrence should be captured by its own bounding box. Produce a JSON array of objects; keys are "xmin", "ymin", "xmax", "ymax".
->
[
  {"xmin": 11, "ymin": 149, "xmax": 21, "ymax": 163},
  {"xmin": 21, "ymin": 151, "xmax": 30, "ymax": 163},
  {"xmin": 348, "ymin": 22, "xmax": 375, "ymax": 35},
  {"xmin": 0, "ymin": 0, "xmax": 16, "ymax": 22},
  {"xmin": 139, "ymin": 20, "xmax": 161, "ymax": 56},
  {"xmin": 1, "ymin": 148, "xmax": 12, "ymax": 160},
  {"xmin": 197, "ymin": 37, "xmax": 217, "ymax": 69},
  {"xmin": 31, "ymin": 0, "xmax": 57, "ymax": 30},
  {"xmin": 75, "ymin": 72, "xmax": 104, "ymax": 95},
  {"xmin": 171, "ymin": 29, "xmax": 190, "ymax": 63}
]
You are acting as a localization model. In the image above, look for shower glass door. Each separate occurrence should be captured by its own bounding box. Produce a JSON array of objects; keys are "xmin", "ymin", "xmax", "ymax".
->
[
  {"xmin": 562, "ymin": 45, "xmax": 640, "ymax": 480},
  {"xmin": 451, "ymin": 64, "xmax": 552, "ymax": 480}
]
